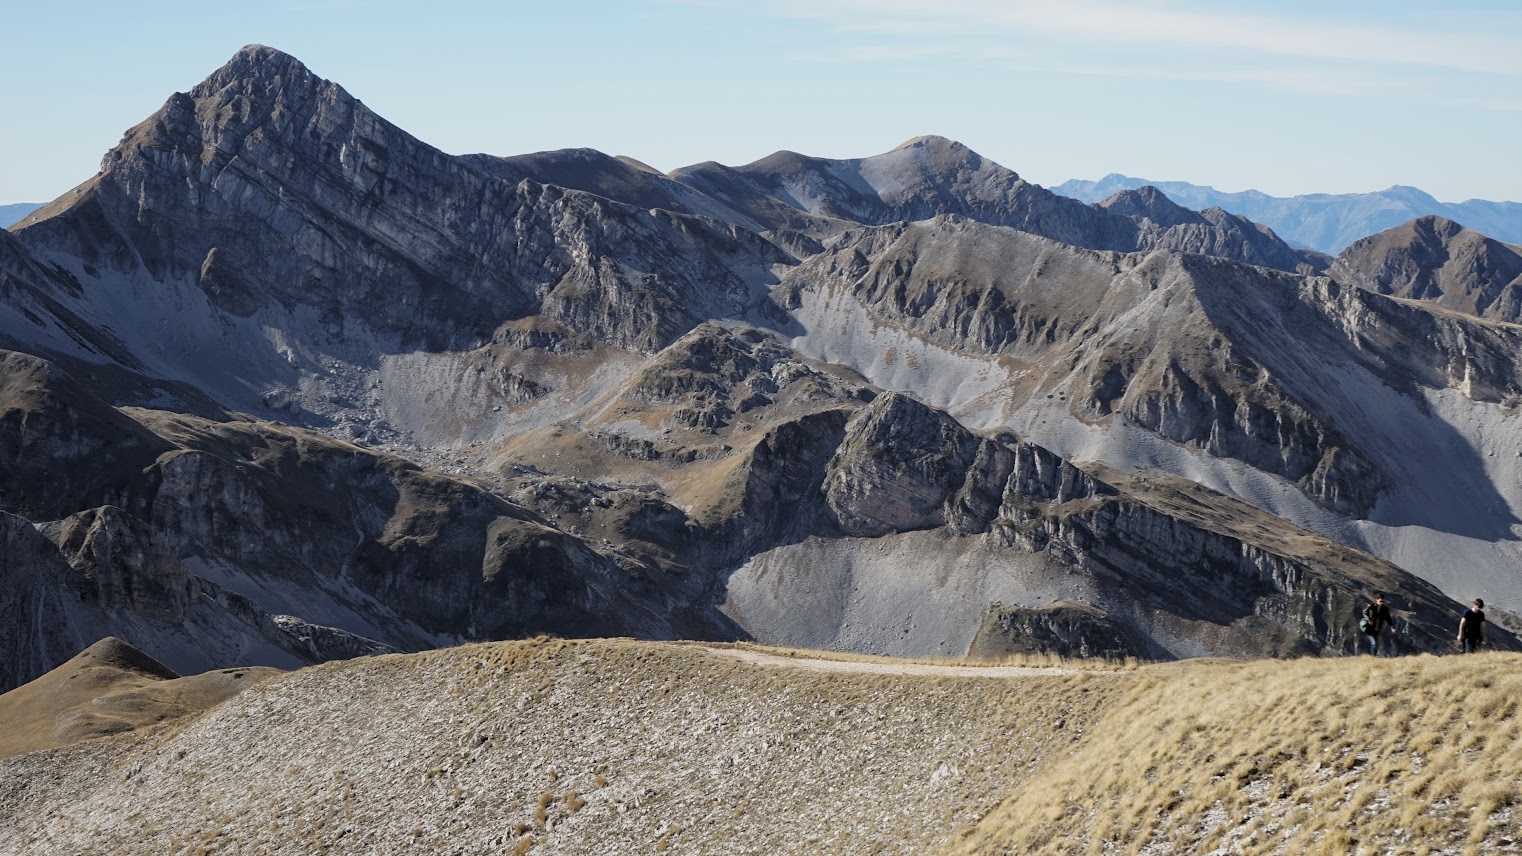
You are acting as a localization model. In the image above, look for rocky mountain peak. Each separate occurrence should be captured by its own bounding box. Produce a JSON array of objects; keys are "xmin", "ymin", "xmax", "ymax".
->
[
  {"xmin": 884, "ymin": 135, "xmax": 991, "ymax": 171},
  {"xmin": 69, "ymin": 636, "xmax": 180, "ymax": 680},
  {"xmin": 1380, "ymin": 184, "xmax": 1443, "ymax": 206},
  {"xmin": 891, "ymin": 134, "xmax": 962, "ymax": 152},
  {"xmin": 865, "ymin": 135, "xmax": 1001, "ymax": 187},
  {"xmin": 203, "ymin": 44, "xmax": 314, "ymax": 84},
  {"xmin": 95, "ymin": 42, "xmax": 372, "ymax": 186},
  {"xmin": 1405, "ymin": 214, "xmax": 1469, "ymax": 243},
  {"xmin": 1331, "ymin": 215, "xmax": 1522, "ymax": 321},
  {"xmin": 1098, "ymin": 185, "xmax": 1195, "ymax": 227}
]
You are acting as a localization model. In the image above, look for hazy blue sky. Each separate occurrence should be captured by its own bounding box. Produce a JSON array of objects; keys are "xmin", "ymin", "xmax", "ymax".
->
[{"xmin": 2, "ymin": 0, "xmax": 1519, "ymax": 204}]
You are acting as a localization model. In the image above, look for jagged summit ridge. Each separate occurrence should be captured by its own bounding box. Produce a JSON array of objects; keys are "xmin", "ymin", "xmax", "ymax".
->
[
  {"xmin": 197, "ymin": 43, "xmax": 320, "ymax": 92},
  {"xmin": 892, "ymin": 133, "xmax": 972, "ymax": 151},
  {"xmin": 109, "ymin": 43, "xmax": 356, "ymax": 176},
  {"xmin": 668, "ymin": 138, "xmax": 1320, "ymax": 272}
]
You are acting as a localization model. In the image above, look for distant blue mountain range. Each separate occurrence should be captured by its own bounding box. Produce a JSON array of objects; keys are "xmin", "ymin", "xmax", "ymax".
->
[
  {"xmin": 0, "ymin": 203, "xmax": 43, "ymax": 229},
  {"xmin": 1051, "ymin": 175, "xmax": 1522, "ymax": 254}
]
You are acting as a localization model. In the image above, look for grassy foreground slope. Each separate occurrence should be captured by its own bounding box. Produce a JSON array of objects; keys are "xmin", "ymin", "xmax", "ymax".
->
[
  {"xmin": 0, "ymin": 639, "xmax": 1518, "ymax": 855},
  {"xmin": 952, "ymin": 652, "xmax": 1522, "ymax": 855}
]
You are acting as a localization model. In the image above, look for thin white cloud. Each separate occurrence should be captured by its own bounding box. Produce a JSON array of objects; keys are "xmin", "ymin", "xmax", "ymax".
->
[
  {"xmin": 785, "ymin": 45, "xmax": 1389, "ymax": 97},
  {"xmin": 741, "ymin": 0, "xmax": 1522, "ymax": 77}
]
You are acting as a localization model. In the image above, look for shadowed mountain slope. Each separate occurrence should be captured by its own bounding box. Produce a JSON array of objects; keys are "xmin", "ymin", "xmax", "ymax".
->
[{"xmin": 0, "ymin": 348, "xmax": 728, "ymax": 691}]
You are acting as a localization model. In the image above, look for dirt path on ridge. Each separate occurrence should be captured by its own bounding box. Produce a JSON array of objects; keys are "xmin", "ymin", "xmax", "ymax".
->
[{"xmin": 700, "ymin": 645, "xmax": 1085, "ymax": 678}]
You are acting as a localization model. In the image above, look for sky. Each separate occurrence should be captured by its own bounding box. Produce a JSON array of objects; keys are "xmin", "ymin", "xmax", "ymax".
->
[{"xmin": 2, "ymin": 0, "xmax": 1519, "ymax": 204}]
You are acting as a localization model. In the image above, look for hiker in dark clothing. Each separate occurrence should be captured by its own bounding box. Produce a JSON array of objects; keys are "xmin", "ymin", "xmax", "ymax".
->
[
  {"xmin": 1458, "ymin": 598, "xmax": 1487, "ymax": 653},
  {"xmin": 1361, "ymin": 594, "xmax": 1394, "ymax": 655}
]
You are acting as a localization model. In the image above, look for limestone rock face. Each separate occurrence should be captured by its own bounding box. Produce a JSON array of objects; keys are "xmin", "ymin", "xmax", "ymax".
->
[
  {"xmin": 825, "ymin": 393, "xmax": 984, "ymax": 536},
  {"xmin": 781, "ymin": 219, "xmax": 1386, "ymax": 516},
  {"xmin": 0, "ymin": 506, "xmax": 348, "ymax": 691},
  {"xmin": 3, "ymin": 45, "xmax": 1519, "ymax": 680},
  {"xmin": 969, "ymin": 601, "xmax": 1147, "ymax": 660}
]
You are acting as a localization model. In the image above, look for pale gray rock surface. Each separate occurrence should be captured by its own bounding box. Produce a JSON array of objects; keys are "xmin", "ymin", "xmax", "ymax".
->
[{"xmin": 0, "ymin": 640, "xmax": 1108, "ymax": 856}]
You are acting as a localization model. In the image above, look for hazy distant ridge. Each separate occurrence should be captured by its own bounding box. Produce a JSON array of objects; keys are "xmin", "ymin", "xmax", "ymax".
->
[
  {"xmin": 1052, "ymin": 174, "xmax": 1522, "ymax": 253},
  {"xmin": 0, "ymin": 204, "xmax": 42, "ymax": 230}
]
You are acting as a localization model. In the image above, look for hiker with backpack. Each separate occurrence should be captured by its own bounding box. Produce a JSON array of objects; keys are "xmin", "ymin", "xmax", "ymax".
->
[
  {"xmin": 1360, "ymin": 594, "xmax": 1393, "ymax": 655},
  {"xmin": 1458, "ymin": 598, "xmax": 1487, "ymax": 653}
]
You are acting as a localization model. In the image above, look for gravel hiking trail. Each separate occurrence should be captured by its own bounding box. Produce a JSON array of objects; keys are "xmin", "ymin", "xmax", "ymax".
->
[{"xmin": 701, "ymin": 645, "xmax": 1085, "ymax": 677}]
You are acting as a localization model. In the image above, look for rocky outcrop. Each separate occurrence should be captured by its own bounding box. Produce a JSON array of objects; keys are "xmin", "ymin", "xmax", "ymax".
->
[
  {"xmin": 1101, "ymin": 187, "xmax": 1318, "ymax": 274},
  {"xmin": 989, "ymin": 477, "xmax": 1472, "ymax": 658},
  {"xmin": 824, "ymin": 393, "xmax": 984, "ymax": 536},
  {"xmin": 1331, "ymin": 215, "xmax": 1522, "ymax": 323},
  {"xmin": 969, "ymin": 600, "xmax": 1147, "ymax": 660}
]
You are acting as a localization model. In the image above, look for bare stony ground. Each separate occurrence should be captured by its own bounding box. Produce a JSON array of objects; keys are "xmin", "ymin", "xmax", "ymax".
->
[
  {"xmin": 4, "ymin": 640, "xmax": 1519, "ymax": 855},
  {"xmin": 0, "ymin": 639, "xmax": 1114, "ymax": 855}
]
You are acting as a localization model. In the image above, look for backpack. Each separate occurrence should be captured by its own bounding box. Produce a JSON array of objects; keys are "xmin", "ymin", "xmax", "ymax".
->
[{"xmin": 1359, "ymin": 604, "xmax": 1377, "ymax": 635}]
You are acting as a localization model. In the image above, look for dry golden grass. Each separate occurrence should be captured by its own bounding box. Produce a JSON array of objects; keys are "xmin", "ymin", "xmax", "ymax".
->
[
  {"xmin": 945, "ymin": 652, "xmax": 1522, "ymax": 855},
  {"xmin": 0, "ymin": 638, "xmax": 279, "ymax": 759}
]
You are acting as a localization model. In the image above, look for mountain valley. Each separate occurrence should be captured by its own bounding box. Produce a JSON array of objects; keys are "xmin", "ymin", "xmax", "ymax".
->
[{"xmin": 2, "ymin": 45, "xmax": 1522, "ymax": 694}]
